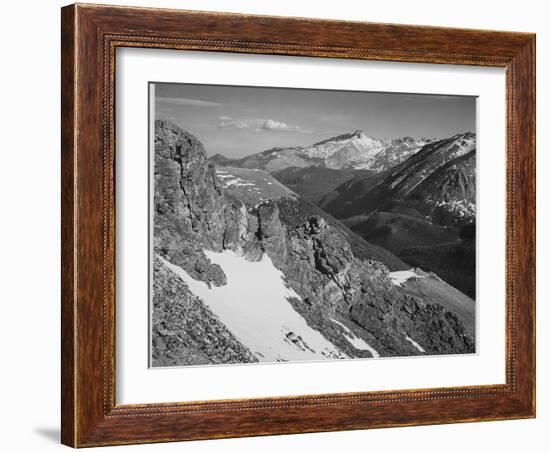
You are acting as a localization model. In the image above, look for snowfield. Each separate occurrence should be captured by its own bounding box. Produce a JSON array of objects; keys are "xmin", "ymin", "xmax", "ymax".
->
[
  {"xmin": 389, "ymin": 269, "xmax": 425, "ymax": 287},
  {"xmin": 330, "ymin": 319, "xmax": 380, "ymax": 358},
  {"xmin": 215, "ymin": 170, "xmax": 256, "ymax": 188},
  {"xmin": 405, "ymin": 335, "xmax": 426, "ymax": 353},
  {"xmin": 214, "ymin": 167, "xmax": 297, "ymax": 207},
  {"xmin": 161, "ymin": 251, "xmax": 346, "ymax": 363}
]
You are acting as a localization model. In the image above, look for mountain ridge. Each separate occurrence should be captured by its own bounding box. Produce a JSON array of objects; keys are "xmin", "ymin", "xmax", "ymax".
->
[
  {"xmin": 318, "ymin": 131, "xmax": 477, "ymax": 297},
  {"xmin": 208, "ymin": 129, "xmax": 432, "ymax": 173},
  {"xmin": 321, "ymin": 132, "xmax": 476, "ymax": 220}
]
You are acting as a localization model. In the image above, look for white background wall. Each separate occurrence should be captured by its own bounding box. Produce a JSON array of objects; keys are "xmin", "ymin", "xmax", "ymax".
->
[{"xmin": 0, "ymin": 0, "xmax": 546, "ymax": 450}]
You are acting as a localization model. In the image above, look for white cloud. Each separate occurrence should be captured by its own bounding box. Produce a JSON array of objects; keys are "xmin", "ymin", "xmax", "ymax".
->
[
  {"xmin": 262, "ymin": 119, "xmax": 293, "ymax": 131},
  {"xmin": 156, "ymin": 97, "xmax": 224, "ymax": 108},
  {"xmin": 218, "ymin": 117, "xmax": 312, "ymax": 133},
  {"xmin": 218, "ymin": 118, "xmax": 259, "ymax": 129}
]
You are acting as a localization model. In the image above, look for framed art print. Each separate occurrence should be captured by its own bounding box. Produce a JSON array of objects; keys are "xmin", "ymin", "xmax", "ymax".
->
[{"xmin": 61, "ymin": 4, "xmax": 536, "ymax": 447}]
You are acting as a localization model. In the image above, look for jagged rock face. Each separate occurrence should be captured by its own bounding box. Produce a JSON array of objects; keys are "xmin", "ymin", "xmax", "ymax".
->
[
  {"xmin": 367, "ymin": 136, "xmax": 431, "ymax": 172},
  {"xmin": 410, "ymin": 150, "xmax": 475, "ymax": 203},
  {"xmin": 155, "ymin": 119, "xmax": 225, "ymax": 248},
  {"xmin": 391, "ymin": 133, "xmax": 475, "ymax": 196},
  {"xmin": 153, "ymin": 120, "xmax": 475, "ymax": 363},
  {"xmin": 154, "ymin": 120, "xmax": 261, "ymax": 286},
  {"xmin": 409, "ymin": 150, "xmax": 476, "ymax": 223},
  {"xmin": 256, "ymin": 202, "xmax": 289, "ymax": 266},
  {"xmin": 261, "ymin": 205, "xmax": 474, "ymax": 356},
  {"xmin": 265, "ymin": 209, "xmax": 392, "ymax": 315}
]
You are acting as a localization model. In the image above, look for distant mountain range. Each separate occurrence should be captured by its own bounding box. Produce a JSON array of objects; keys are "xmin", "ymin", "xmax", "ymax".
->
[
  {"xmin": 209, "ymin": 130, "xmax": 431, "ymax": 173},
  {"xmin": 319, "ymin": 132, "xmax": 477, "ymax": 297},
  {"xmin": 321, "ymin": 132, "xmax": 476, "ymax": 220}
]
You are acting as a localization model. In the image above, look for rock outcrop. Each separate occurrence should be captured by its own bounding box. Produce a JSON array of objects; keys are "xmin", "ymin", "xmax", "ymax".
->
[{"xmin": 154, "ymin": 120, "xmax": 260, "ymax": 286}]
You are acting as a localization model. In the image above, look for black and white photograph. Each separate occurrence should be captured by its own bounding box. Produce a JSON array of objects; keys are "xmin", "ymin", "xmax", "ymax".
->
[
  {"xmin": 2, "ymin": 0, "xmax": 543, "ymax": 449},
  {"xmin": 150, "ymin": 82, "xmax": 477, "ymax": 367}
]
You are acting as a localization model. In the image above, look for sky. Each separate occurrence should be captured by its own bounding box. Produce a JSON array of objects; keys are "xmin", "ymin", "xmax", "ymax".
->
[{"xmin": 154, "ymin": 82, "xmax": 476, "ymax": 159}]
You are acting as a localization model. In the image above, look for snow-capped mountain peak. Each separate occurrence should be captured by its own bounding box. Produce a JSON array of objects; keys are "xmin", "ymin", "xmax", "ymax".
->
[
  {"xmin": 301, "ymin": 130, "xmax": 387, "ymax": 162},
  {"xmin": 209, "ymin": 130, "xmax": 434, "ymax": 173}
]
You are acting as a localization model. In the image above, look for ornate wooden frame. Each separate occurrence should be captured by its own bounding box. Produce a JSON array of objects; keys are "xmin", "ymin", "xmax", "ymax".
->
[{"xmin": 61, "ymin": 3, "xmax": 536, "ymax": 447}]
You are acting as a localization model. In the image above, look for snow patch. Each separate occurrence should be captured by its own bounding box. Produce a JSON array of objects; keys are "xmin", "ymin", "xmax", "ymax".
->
[
  {"xmin": 389, "ymin": 269, "xmax": 424, "ymax": 287},
  {"xmin": 216, "ymin": 173, "xmax": 256, "ymax": 188},
  {"xmin": 224, "ymin": 179, "xmax": 255, "ymax": 187},
  {"xmin": 216, "ymin": 170, "xmax": 258, "ymax": 188},
  {"xmin": 435, "ymin": 199, "xmax": 476, "ymax": 218},
  {"xmin": 330, "ymin": 319, "xmax": 380, "ymax": 358},
  {"xmin": 161, "ymin": 251, "xmax": 346, "ymax": 362},
  {"xmin": 405, "ymin": 335, "xmax": 426, "ymax": 353}
]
